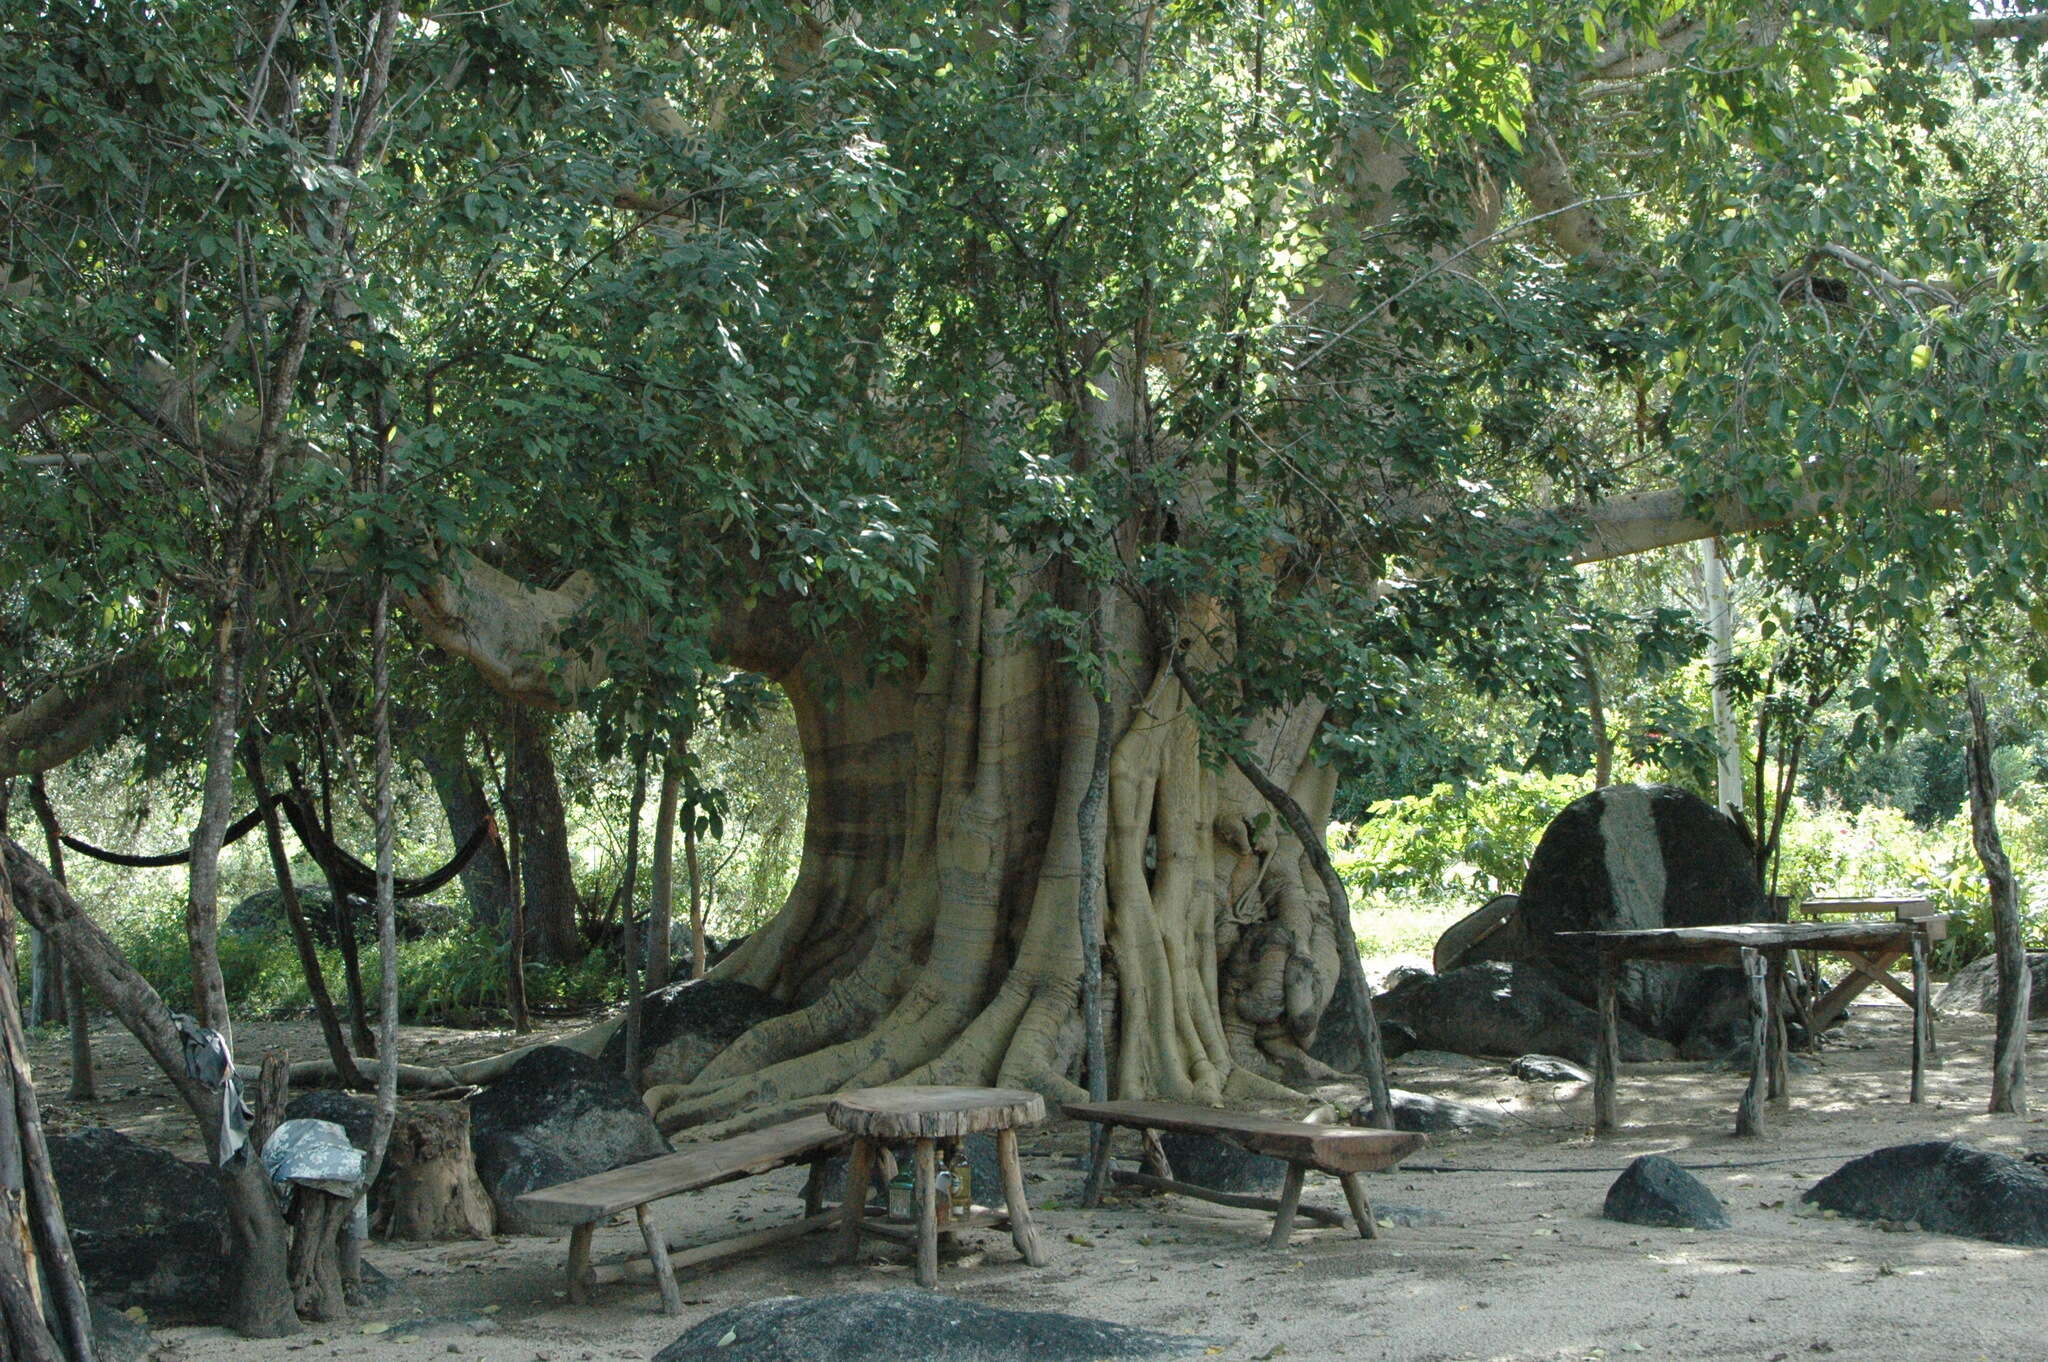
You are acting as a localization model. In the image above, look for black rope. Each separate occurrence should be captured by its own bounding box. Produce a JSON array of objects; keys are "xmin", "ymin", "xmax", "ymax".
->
[{"xmin": 59, "ymin": 792, "xmax": 490, "ymax": 901}]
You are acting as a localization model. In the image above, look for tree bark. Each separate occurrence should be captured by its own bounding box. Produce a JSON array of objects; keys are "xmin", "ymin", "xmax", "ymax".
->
[
  {"xmin": 1569, "ymin": 638, "xmax": 1612, "ymax": 788},
  {"xmin": 4, "ymin": 837, "xmax": 299, "ymax": 1337},
  {"xmin": 684, "ymin": 792, "xmax": 706, "ymax": 982},
  {"xmin": 502, "ymin": 710, "xmax": 581, "ymax": 962},
  {"xmin": 1967, "ymin": 680, "xmax": 2029, "ymax": 1116},
  {"xmin": 620, "ymin": 750, "xmax": 649, "ymax": 1082},
  {"xmin": 648, "ymin": 734, "xmax": 684, "ymax": 989},
  {"xmin": 23, "ymin": 778, "xmax": 92, "ymax": 1101},
  {"xmin": 244, "ymin": 744, "xmax": 361, "ymax": 1087},
  {"xmin": 419, "ymin": 746, "xmax": 514, "ymax": 930}
]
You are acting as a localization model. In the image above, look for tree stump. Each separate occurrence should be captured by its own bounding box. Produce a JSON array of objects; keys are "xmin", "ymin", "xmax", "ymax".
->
[
  {"xmin": 377, "ymin": 1101, "xmax": 494, "ymax": 1241},
  {"xmin": 285, "ymin": 1188, "xmax": 353, "ymax": 1322}
]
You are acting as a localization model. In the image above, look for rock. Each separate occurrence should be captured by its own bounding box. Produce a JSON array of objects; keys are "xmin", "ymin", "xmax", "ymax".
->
[
  {"xmin": 1936, "ymin": 952, "xmax": 2048, "ymax": 1018},
  {"xmin": 1354, "ymin": 1089, "xmax": 1505, "ymax": 1134},
  {"xmin": 469, "ymin": 1046, "xmax": 671, "ymax": 1233},
  {"xmin": 1602, "ymin": 1155, "xmax": 1729, "ymax": 1230},
  {"xmin": 1509, "ymin": 1054, "xmax": 1591, "ymax": 1083},
  {"xmin": 652, "ymin": 1290, "xmax": 1210, "ymax": 1361},
  {"xmin": 1396, "ymin": 1049, "xmax": 1494, "ymax": 1071},
  {"xmin": 90, "ymin": 1295, "xmax": 160, "ymax": 1362},
  {"xmin": 600, "ymin": 978, "xmax": 792, "ymax": 1090},
  {"xmin": 1372, "ymin": 961, "xmax": 1676, "ymax": 1067},
  {"xmin": 1433, "ymin": 892, "xmax": 1535, "ymax": 974},
  {"xmin": 47, "ymin": 1128, "xmax": 228, "ymax": 1324},
  {"xmin": 1157, "ymin": 1132, "xmax": 1285, "ymax": 1193},
  {"xmin": 1515, "ymin": 784, "xmax": 1765, "ymax": 1042},
  {"xmin": 1802, "ymin": 1142, "xmax": 2048, "ymax": 1246}
]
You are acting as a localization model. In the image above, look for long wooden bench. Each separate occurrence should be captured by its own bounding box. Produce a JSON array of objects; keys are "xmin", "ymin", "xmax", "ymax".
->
[
  {"xmin": 1065, "ymin": 1100, "xmax": 1425, "ymax": 1248},
  {"xmin": 514, "ymin": 1113, "xmax": 850, "ymax": 1314}
]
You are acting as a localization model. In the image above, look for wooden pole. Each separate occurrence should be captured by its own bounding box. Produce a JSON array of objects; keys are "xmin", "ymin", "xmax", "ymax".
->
[
  {"xmin": 1735, "ymin": 947, "xmax": 1768, "ymax": 1138},
  {"xmin": 1967, "ymin": 681, "xmax": 2028, "ymax": 1115}
]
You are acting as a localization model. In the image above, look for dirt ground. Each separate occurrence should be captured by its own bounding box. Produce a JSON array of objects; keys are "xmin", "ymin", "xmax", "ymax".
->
[{"xmin": 24, "ymin": 998, "xmax": 2048, "ymax": 1362}]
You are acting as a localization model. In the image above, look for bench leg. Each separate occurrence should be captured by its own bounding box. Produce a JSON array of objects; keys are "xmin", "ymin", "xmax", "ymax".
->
[
  {"xmin": 1082, "ymin": 1123, "xmax": 1114, "ymax": 1209},
  {"xmin": 1339, "ymin": 1172, "xmax": 1377, "ymax": 1240},
  {"xmin": 837, "ymin": 1138, "xmax": 875, "ymax": 1265},
  {"xmin": 914, "ymin": 1138, "xmax": 940, "ymax": 1289},
  {"xmin": 997, "ymin": 1127, "xmax": 1047, "ymax": 1267},
  {"xmin": 566, "ymin": 1222, "xmax": 595, "ymax": 1305},
  {"xmin": 1267, "ymin": 1163, "xmax": 1306, "ymax": 1249},
  {"xmin": 636, "ymin": 1205, "xmax": 683, "ymax": 1316}
]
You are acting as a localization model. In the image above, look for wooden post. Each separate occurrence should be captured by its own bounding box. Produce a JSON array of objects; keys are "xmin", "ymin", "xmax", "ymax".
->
[
  {"xmin": 1765, "ymin": 952, "xmax": 1790, "ymax": 1104},
  {"xmin": 1909, "ymin": 933, "xmax": 1929, "ymax": 1105},
  {"xmin": 1968, "ymin": 680, "xmax": 2027, "ymax": 1113},
  {"xmin": 1339, "ymin": 1172, "xmax": 1377, "ymax": 1240},
  {"xmin": 1266, "ymin": 1163, "xmax": 1306, "ymax": 1249},
  {"xmin": 912, "ymin": 1139, "xmax": 939, "ymax": 1289},
  {"xmin": 1594, "ymin": 951, "xmax": 1620, "ymax": 1134},
  {"xmin": 995, "ymin": 1127, "xmax": 1046, "ymax": 1267},
  {"xmin": 836, "ymin": 1139, "xmax": 874, "ymax": 1264},
  {"xmin": 565, "ymin": 1223, "xmax": 594, "ymax": 1304},
  {"xmin": 1735, "ymin": 947, "xmax": 1768, "ymax": 1138},
  {"xmin": 636, "ymin": 1204, "xmax": 683, "ymax": 1315}
]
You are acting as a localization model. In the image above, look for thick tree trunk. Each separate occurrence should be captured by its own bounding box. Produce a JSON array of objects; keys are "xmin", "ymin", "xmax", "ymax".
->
[
  {"xmin": 502, "ymin": 710, "xmax": 581, "ymax": 963},
  {"xmin": 419, "ymin": 747, "xmax": 514, "ymax": 930},
  {"xmin": 639, "ymin": 562, "xmax": 1348, "ymax": 1139},
  {"xmin": 1967, "ymin": 681, "xmax": 2029, "ymax": 1115},
  {"xmin": 4, "ymin": 838, "xmax": 299, "ymax": 1337}
]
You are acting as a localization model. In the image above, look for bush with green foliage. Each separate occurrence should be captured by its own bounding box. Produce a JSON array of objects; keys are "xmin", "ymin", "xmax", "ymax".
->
[{"xmin": 1334, "ymin": 769, "xmax": 1593, "ymax": 899}]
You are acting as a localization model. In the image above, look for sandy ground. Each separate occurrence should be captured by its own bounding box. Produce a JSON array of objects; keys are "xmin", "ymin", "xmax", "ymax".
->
[{"xmin": 24, "ymin": 999, "xmax": 2048, "ymax": 1362}]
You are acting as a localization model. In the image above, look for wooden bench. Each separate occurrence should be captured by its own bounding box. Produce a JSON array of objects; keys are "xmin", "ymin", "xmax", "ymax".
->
[
  {"xmin": 1064, "ymin": 1101, "xmax": 1425, "ymax": 1248},
  {"xmin": 514, "ymin": 1113, "xmax": 850, "ymax": 1314}
]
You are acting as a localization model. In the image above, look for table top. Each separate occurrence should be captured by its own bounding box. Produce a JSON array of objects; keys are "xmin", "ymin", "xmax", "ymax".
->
[
  {"xmin": 826, "ymin": 1085, "xmax": 1046, "ymax": 1140},
  {"xmin": 1557, "ymin": 919, "xmax": 1942, "ymax": 964}
]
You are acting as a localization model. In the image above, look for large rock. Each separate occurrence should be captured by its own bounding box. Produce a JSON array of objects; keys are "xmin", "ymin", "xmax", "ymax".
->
[
  {"xmin": 90, "ymin": 1296, "xmax": 160, "ymax": 1362},
  {"xmin": 1372, "ymin": 961, "xmax": 1676, "ymax": 1067},
  {"xmin": 1508, "ymin": 1054, "xmax": 1591, "ymax": 1083},
  {"xmin": 469, "ymin": 1046, "xmax": 671, "ymax": 1233},
  {"xmin": 652, "ymin": 1290, "xmax": 1209, "ymax": 1361},
  {"xmin": 47, "ymin": 1128, "xmax": 228, "ymax": 1324},
  {"xmin": 1936, "ymin": 952, "xmax": 2048, "ymax": 1018},
  {"xmin": 1514, "ymin": 784, "xmax": 1766, "ymax": 1048},
  {"xmin": 1158, "ymin": 1132, "xmax": 1285, "ymax": 1193},
  {"xmin": 1355, "ymin": 1090, "xmax": 1506, "ymax": 1134},
  {"xmin": 1603, "ymin": 1155, "xmax": 1729, "ymax": 1230},
  {"xmin": 1803, "ymin": 1142, "xmax": 2048, "ymax": 1246},
  {"xmin": 600, "ymin": 977, "xmax": 792, "ymax": 1090}
]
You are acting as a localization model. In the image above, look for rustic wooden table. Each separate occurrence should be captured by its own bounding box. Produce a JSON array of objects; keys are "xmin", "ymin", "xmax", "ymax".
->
[
  {"xmin": 826, "ymin": 1084, "xmax": 1048, "ymax": 1288},
  {"xmin": 1559, "ymin": 920, "xmax": 1945, "ymax": 1138}
]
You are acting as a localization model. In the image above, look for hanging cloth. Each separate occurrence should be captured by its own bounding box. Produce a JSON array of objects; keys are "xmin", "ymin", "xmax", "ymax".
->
[{"xmin": 172, "ymin": 1012, "xmax": 252, "ymax": 1168}]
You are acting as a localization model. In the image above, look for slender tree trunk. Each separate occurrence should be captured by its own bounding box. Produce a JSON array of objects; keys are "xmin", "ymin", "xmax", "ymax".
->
[
  {"xmin": 684, "ymin": 797, "xmax": 706, "ymax": 982},
  {"xmin": 312, "ymin": 758, "xmax": 376, "ymax": 1058},
  {"xmin": 362, "ymin": 568, "xmax": 401, "ymax": 1290},
  {"xmin": 620, "ymin": 752, "xmax": 649, "ymax": 1081},
  {"xmin": 1569, "ymin": 638, "xmax": 1612, "ymax": 788},
  {"xmin": 244, "ymin": 744, "xmax": 360, "ymax": 1087},
  {"xmin": 487, "ymin": 739, "xmax": 531, "ymax": 1034},
  {"xmin": 23, "ymin": 779, "xmax": 92, "ymax": 1100},
  {"xmin": 647, "ymin": 735, "xmax": 684, "ymax": 990},
  {"xmin": 5, "ymin": 838, "xmax": 299, "ymax": 1337},
  {"xmin": 1968, "ymin": 680, "xmax": 2029, "ymax": 1116},
  {"xmin": 1699, "ymin": 537, "xmax": 1744, "ymax": 815},
  {"xmin": 503, "ymin": 711, "xmax": 580, "ymax": 963},
  {"xmin": 419, "ymin": 747, "xmax": 514, "ymax": 930}
]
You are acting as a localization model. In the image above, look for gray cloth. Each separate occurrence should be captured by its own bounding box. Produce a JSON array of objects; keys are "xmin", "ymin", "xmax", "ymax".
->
[
  {"xmin": 172, "ymin": 1013, "xmax": 251, "ymax": 1168},
  {"xmin": 262, "ymin": 1117, "xmax": 369, "ymax": 1241}
]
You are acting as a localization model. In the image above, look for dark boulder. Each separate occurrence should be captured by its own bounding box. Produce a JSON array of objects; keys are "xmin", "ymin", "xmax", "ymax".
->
[
  {"xmin": 1603, "ymin": 1155, "xmax": 1729, "ymax": 1230},
  {"xmin": 1354, "ymin": 1090, "xmax": 1506, "ymax": 1135},
  {"xmin": 1803, "ymin": 1142, "xmax": 2048, "ymax": 1246},
  {"xmin": 1936, "ymin": 952, "xmax": 2048, "ymax": 1019},
  {"xmin": 90, "ymin": 1296, "xmax": 160, "ymax": 1362},
  {"xmin": 47, "ymin": 1127, "xmax": 228, "ymax": 1324},
  {"xmin": 1158, "ymin": 1132, "xmax": 1285, "ymax": 1193},
  {"xmin": 469, "ymin": 1046, "xmax": 671, "ymax": 1233},
  {"xmin": 1508, "ymin": 1054, "xmax": 1591, "ymax": 1083},
  {"xmin": 1515, "ymin": 784, "xmax": 1764, "ymax": 1042},
  {"xmin": 1372, "ymin": 961, "xmax": 1676, "ymax": 1067},
  {"xmin": 652, "ymin": 1290, "xmax": 1209, "ymax": 1361},
  {"xmin": 601, "ymin": 977, "xmax": 793, "ymax": 1090}
]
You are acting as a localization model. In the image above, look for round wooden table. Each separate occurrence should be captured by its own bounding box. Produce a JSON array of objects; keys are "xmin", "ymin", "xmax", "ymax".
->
[{"xmin": 826, "ymin": 1084, "xmax": 1048, "ymax": 1288}]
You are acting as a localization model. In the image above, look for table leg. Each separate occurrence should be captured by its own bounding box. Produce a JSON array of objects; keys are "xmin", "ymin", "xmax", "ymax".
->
[
  {"xmin": 1594, "ymin": 951, "xmax": 1620, "ymax": 1134},
  {"xmin": 1910, "ymin": 933, "xmax": 1929, "ymax": 1103},
  {"xmin": 1339, "ymin": 1172, "xmax": 1377, "ymax": 1240},
  {"xmin": 1735, "ymin": 947, "xmax": 1767, "ymax": 1138},
  {"xmin": 1081, "ymin": 1124, "xmax": 1113, "ymax": 1209},
  {"xmin": 914, "ymin": 1138, "xmax": 939, "ymax": 1288},
  {"xmin": 566, "ymin": 1222, "xmax": 594, "ymax": 1305},
  {"xmin": 636, "ymin": 1204, "xmax": 683, "ymax": 1316},
  {"xmin": 837, "ymin": 1137, "xmax": 874, "ymax": 1265},
  {"xmin": 1765, "ymin": 950, "xmax": 1790, "ymax": 1104},
  {"xmin": 996, "ymin": 1127, "xmax": 1047, "ymax": 1267},
  {"xmin": 1267, "ymin": 1163, "xmax": 1306, "ymax": 1249}
]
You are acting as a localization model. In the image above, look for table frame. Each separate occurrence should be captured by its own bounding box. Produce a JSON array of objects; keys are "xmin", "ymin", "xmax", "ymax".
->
[{"xmin": 1559, "ymin": 920, "xmax": 1945, "ymax": 1138}]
